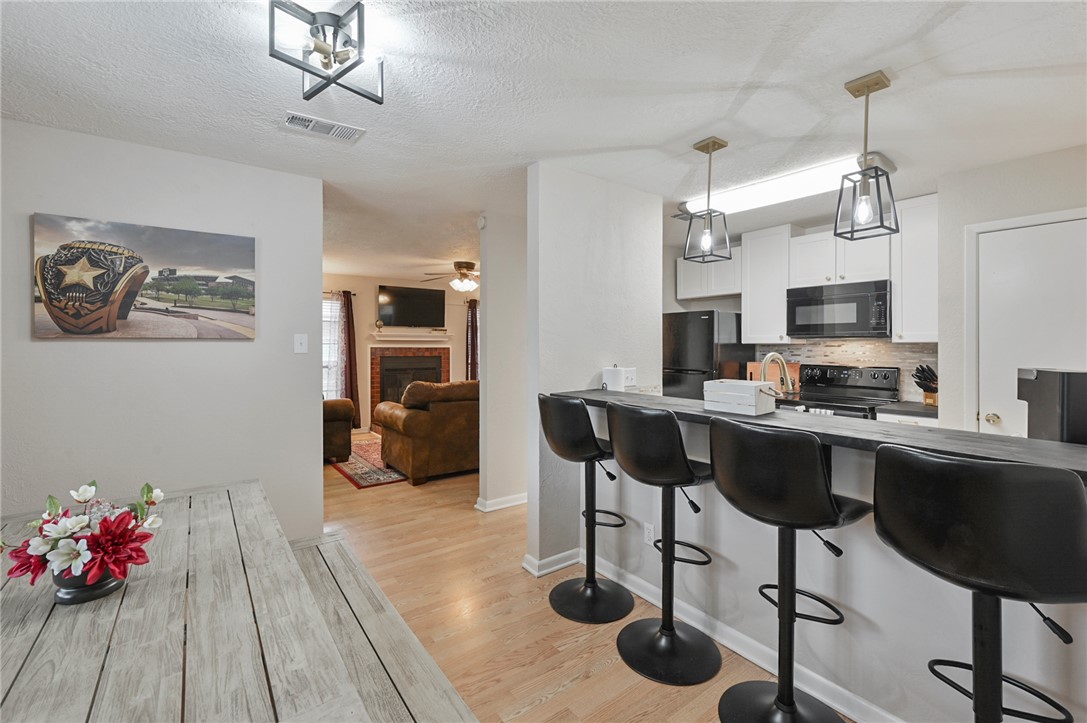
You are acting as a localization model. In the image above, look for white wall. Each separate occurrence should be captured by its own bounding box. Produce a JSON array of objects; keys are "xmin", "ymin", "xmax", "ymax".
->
[
  {"xmin": 478, "ymin": 207, "xmax": 530, "ymax": 511},
  {"xmin": 526, "ymin": 162, "xmax": 663, "ymax": 570},
  {"xmin": 1, "ymin": 121, "xmax": 324, "ymax": 540},
  {"xmin": 322, "ymin": 273, "xmax": 477, "ymax": 429},
  {"xmin": 937, "ymin": 145, "xmax": 1087, "ymax": 428}
]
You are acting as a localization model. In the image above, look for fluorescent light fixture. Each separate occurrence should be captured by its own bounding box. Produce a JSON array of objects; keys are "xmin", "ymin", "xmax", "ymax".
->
[{"xmin": 683, "ymin": 157, "xmax": 859, "ymax": 215}]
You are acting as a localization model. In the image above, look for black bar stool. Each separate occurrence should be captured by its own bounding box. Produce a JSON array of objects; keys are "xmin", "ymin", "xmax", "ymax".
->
[
  {"xmin": 538, "ymin": 394, "xmax": 635, "ymax": 624},
  {"xmin": 709, "ymin": 417, "xmax": 872, "ymax": 723},
  {"xmin": 606, "ymin": 401, "xmax": 722, "ymax": 686},
  {"xmin": 874, "ymin": 444, "xmax": 1087, "ymax": 723}
]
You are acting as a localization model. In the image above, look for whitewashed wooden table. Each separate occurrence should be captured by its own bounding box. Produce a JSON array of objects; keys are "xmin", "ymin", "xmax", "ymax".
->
[{"xmin": 0, "ymin": 481, "xmax": 475, "ymax": 723}]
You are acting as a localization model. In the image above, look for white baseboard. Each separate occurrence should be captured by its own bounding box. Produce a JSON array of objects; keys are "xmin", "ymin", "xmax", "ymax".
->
[
  {"xmin": 592, "ymin": 556, "xmax": 902, "ymax": 723},
  {"xmin": 474, "ymin": 492, "xmax": 528, "ymax": 512},
  {"xmin": 521, "ymin": 548, "xmax": 580, "ymax": 578}
]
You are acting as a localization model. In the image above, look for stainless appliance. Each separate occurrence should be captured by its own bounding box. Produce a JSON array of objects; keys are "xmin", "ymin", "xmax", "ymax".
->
[
  {"xmin": 663, "ymin": 311, "xmax": 754, "ymax": 400},
  {"xmin": 777, "ymin": 364, "xmax": 900, "ymax": 418},
  {"xmin": 786, "ymin": 280, "xmax": 890, "ymax": 339},
  {"xmin": 1017, "ymin": 368, "xmax": 1087, "ymax": 444}
]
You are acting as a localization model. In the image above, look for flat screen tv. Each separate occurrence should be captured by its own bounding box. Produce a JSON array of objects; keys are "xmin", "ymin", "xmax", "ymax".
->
[{"xmin": 377, "ymin": 285, "xmax": 445, "ymax": 328}]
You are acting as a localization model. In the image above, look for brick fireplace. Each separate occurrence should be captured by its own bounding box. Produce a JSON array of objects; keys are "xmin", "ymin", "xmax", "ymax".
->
[{"xmin": 369, "ymin": 347, "xmax": 451, "ymax": 430}]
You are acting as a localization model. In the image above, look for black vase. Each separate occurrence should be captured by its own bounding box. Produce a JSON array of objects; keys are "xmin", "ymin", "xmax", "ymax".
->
[{"xmin": 52, "ymin": 568, "xmax": 125, "ymax": 605}]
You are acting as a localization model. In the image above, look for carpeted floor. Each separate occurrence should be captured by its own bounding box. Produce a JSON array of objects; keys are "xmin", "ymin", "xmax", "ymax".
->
[{"xmin": 331, "ymin": 437, "xmax": 407, "ymax": 489}]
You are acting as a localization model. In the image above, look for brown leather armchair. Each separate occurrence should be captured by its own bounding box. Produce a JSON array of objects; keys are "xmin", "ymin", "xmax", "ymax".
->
[
  {"xmin": 373, "ymin": 380, "xmax": 479, "ymax": 486},
  {"xmin": 323, "ymin": 399, "xmax": 355, "ymax": 462}
]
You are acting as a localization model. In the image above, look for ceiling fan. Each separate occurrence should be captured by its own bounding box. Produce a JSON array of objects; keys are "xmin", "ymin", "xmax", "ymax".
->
[{"xmin": 422, "ymin": 261, "xmax": 480, "ymax": 292}]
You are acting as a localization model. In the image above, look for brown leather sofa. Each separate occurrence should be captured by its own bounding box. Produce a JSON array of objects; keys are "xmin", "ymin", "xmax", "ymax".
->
[
  {"xmin": 323, "ymin": 399, "xmax": 355, "ymax": 462},
  {"xmin": 373, "ymin": 380, "xmax": 479, "ymax": 486}
]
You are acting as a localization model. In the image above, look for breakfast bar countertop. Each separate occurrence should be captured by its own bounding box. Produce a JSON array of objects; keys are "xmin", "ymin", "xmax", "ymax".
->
[{"xmin": 555, "ymin": 389, "xmax": 1087, "ymax": 475}]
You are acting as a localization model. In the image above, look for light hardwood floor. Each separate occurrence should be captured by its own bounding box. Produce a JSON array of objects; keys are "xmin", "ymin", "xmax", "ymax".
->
[{"xmin": 324, "ymin": 437, "xmax": 846, "ymax": 722}]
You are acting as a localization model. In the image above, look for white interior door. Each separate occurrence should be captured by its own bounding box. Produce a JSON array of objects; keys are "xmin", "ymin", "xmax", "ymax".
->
[{"xmin": 978, "ymin": 218, "xmax": 1087, "ymax": 436}]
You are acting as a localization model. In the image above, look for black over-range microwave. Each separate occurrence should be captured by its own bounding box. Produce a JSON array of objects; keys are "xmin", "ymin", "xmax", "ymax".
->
[{"xmin": 786, "ymin": 280, "xmax": 890, "ymax": 338}]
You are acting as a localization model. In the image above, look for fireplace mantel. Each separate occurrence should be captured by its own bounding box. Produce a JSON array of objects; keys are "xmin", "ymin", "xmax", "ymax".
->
[{"xmin": 368, "ymin": 330, "xmax": 452, "ymax": 341}]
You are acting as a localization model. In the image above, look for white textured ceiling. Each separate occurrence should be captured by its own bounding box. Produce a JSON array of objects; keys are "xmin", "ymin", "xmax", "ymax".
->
[{"xmin": 3, "ymin": 1, "xmax": 1085, "ymax": 276}]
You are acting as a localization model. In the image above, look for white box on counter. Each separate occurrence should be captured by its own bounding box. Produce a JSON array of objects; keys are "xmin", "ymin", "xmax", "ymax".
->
[{"xmin": 703, "ymin": 379, "xmax": 776, "ymax": 416}]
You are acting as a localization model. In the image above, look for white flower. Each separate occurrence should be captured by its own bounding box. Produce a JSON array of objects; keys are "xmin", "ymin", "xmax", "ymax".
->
[
  {"xmin": 66, "ymin": 515, "xmax": 90, "ymax": 533},
  {"xmin": 142, "ymin": 515, "xmax": 162, "ymax": 530},
  {"xmin": 150, "ymin": 488, "xmax": 164, "ymax": 505},
  {"xmin": 70, "ymin": 485, "xmax": 96, "ymax": 503},
  {"xmin": 42, "ymin": 519, "xmax": 73, "ymax": 539},
  {"xmin": 27, "ymin": 537, "xmax": 52, "ymax": 556},
  {"xmin": 46, "ymin": 538, "xmax": 91, "ymax": 576}
]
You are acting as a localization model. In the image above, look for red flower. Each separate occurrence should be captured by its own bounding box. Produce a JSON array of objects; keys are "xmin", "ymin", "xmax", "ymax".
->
[
  {"xmin": 83, "ymin": 510, "xmax": 153, "ymax": 584},
  {"xmin": 7, "ymin": 540, "xmax": 49, "ymax": 585}
]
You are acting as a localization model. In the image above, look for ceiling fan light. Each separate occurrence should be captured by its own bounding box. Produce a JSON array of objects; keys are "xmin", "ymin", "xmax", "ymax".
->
[{"xmin": 449, "ymin": 277, "xmax": 478, "ymax": 293}]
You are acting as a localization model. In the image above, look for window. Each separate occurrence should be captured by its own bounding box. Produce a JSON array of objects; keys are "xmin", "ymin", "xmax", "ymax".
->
[{"xmin": 322, "ymin": 293, "xmax": 346, "ymax": 399}]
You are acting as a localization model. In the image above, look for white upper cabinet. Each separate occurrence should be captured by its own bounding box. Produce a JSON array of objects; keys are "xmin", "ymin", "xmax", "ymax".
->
[
  {"xmin": 705, "ymin": 247, "xmax": 742, "ymax": 296},
  {"xmin": 788, "ymin": 232, "xmax": 836, "ymax": 287},
  {"xmin": 675, "ymin": 247, "xmax": 742, "ymax": 299},
  {"xmin": 742, "ymin": 225, "xmax": 800, "ymax": 343},
  {"xmin": 675, "ymin": 257, "xmax": 704, "ymax": 299},
  {"xmin": 789, "ymin": 231, "xmax": 889, "ymax": 288},
  {"xmin": 836, "ymin": 235, "xmax": 891, "ymax": 283},
  {"xmin": 890, "ymin": 194, "xmax": 939, "ymax": 343}
]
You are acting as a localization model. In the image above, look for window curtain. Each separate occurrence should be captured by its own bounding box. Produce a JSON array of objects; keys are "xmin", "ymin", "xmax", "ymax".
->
[
  {"xmin": 466, "ymin": 298, "xmax": 480, "ymax": 381},
  {"xmin": 321, "ymin": 293, "xmax": 346, "ymax": 399},
  {"xmin": 341, "ymin": 291, "xmax": 362, "ymax": 428}
]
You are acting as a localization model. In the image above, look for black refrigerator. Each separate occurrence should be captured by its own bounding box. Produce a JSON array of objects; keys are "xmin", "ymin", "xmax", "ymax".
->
[{"xmin": 663, "ymin": 311, "xmax": 754, "ymax": 399}]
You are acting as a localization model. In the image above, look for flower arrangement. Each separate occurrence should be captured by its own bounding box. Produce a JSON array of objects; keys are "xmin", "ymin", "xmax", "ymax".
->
[{"xmin": 3, "ymin": 482, "xmax": 164, "ymax": 586}]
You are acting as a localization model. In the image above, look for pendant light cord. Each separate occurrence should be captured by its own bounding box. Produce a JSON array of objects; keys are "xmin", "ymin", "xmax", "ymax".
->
[
  {"xmin": 862, "ymin": 87, "xmax": 870, "ymax": 170},
  {"xmin": 705, "ymin": 148, "xmax": 713, "ymax": 230}
]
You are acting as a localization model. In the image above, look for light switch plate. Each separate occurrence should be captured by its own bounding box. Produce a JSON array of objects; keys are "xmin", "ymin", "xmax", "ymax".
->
[{"xmin": 293, "ymin": 333, "xmax": 308, "ymax": 354}]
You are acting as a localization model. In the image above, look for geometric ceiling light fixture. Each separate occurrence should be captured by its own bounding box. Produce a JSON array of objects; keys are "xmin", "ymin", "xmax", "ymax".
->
[
  {"xmin": 834, "ymin": 70, "xmax": 899, "ymax": 240},
  {"xmin": 682, "ymin": 136, "xmax": 732, "ymax": 263},
  {"xmin": 269, "ymin": 1, "xmax": 384, "ymax": 104}
]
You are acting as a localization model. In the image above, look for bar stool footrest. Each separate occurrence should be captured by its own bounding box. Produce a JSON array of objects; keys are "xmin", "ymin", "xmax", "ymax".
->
[
  {"xmin": 653, "ymin": 539, "xmax": 712, "ymax": 566},
  {"xmin": 757, "ymin": 584, "xmax": 845, "ymax": 625},
  {"xmin": 582, "ymin": 508, "xmax": 627, "ymax": 528},
  {"xmin": 927, "ymin": 659, "xmax": 1073, "ymax": 723}
]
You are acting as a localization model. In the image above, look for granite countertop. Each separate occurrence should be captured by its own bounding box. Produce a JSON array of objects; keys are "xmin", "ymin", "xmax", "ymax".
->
[
  {"xmin": 876, "ymin": 401, "xmax": 938, "ymax": 418},
  {"xmin": 554, "ymin": 389, "xmax": 1087, "ymax": 476}
]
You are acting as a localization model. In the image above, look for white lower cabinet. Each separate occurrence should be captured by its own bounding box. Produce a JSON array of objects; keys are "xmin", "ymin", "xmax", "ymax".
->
[
  {"xmin": 890, "ymin": 194, "xmax": 938, "ymax": 343},
  {"xmin": 675, "ymin": 247, "xmax": 742, "ymax": 299},
  {"xmin": 876, "ymin": 411, "xmax": 939, "ymax": 428},
  {"xmin": 741, "ymin": 225, "xmax": 800, "ymax": 343}
]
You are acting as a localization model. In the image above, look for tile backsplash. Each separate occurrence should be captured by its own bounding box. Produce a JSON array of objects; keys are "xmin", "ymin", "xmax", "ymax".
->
[{"xmin": 755, "ymin": 340, "xmax": 938, "ymax": 403}]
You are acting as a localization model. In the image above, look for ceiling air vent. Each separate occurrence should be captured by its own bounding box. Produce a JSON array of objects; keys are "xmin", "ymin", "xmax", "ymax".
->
[{"xmin": 282, "ymin": 113, "xmax": 365, "ymax": 143}]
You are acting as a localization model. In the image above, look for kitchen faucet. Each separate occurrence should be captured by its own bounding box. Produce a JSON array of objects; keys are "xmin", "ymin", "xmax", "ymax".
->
[{"xmin": 760, "ymin": 352, "xmax": 795, "ymax": 394}]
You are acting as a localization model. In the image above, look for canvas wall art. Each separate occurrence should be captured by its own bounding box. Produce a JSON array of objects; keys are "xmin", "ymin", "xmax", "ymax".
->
[{"xmin": 33, "ymin": 213, "xmax": 256, "ymax": 339}]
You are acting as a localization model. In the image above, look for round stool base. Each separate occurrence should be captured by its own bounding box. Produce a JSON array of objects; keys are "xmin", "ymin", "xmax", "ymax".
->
[
  {"xmin": 718, "ymin": 680, "xmax": 842, "ymax": 723},
  {"xmin": 549, "ymin": 577, "xmax": 635, "ymax": 624},
  {"xmin": 617, "ymin": 618, "xmax": 722, "ymax": 686}
]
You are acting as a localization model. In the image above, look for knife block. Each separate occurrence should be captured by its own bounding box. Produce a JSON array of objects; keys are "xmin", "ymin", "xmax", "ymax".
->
[{"xmin": 923, "ymin": 392, "xmax": 938, "ymax": 407}]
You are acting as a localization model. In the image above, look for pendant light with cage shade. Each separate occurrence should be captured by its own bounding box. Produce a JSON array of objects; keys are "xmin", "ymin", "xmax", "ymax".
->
[
  {"xmin": 834, "ymin": 70, "xmax": 899, "ymax": 240},
  {"xmin": 683, "ymin": 137, "xmax": 732, "ymax": 263}
]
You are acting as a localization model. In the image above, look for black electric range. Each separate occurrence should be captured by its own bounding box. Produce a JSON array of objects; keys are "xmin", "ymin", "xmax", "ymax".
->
[{"xmin": 776, "ymin": 364, "xmax": 900, "ymax": 419}]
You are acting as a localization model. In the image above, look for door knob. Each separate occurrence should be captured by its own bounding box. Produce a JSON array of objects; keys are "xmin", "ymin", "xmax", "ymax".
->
[{"xmin": 984, "ymin": 413, "xmax": 1001, "ymax": 425}]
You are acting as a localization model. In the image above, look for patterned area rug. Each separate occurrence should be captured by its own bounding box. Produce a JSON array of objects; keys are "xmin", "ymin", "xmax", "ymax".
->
[{"xmin": 331, "ymin": 438, "xmax": 407, "ymax": 489}]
